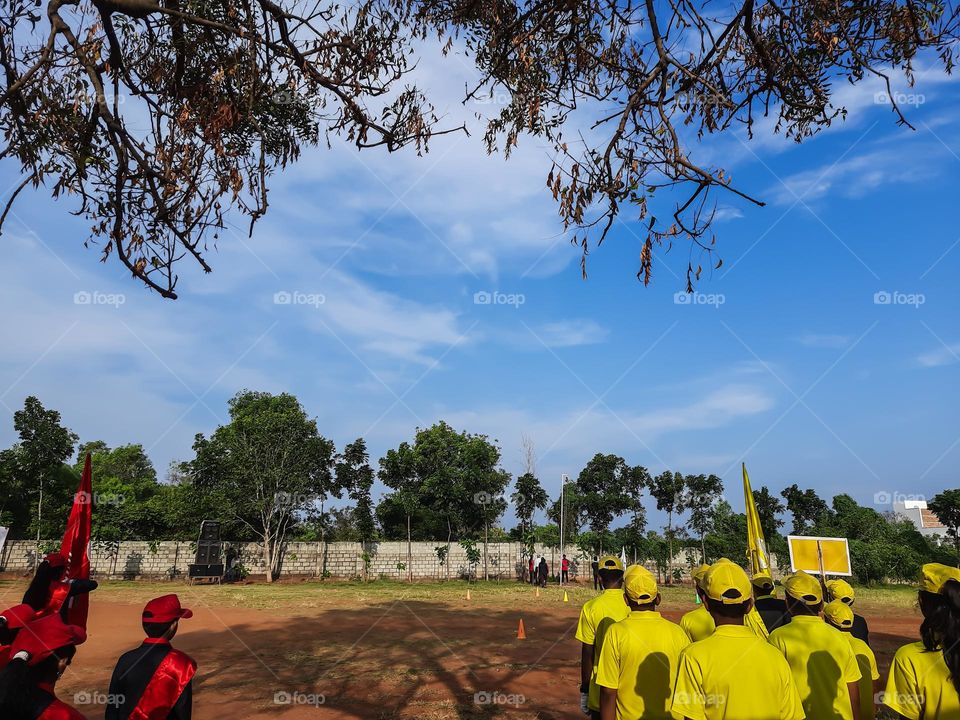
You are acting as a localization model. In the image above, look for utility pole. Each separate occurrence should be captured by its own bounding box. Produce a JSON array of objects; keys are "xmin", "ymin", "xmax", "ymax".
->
[{"xmin": 559, "ymin": 473, "xmax": 569, "ymax": 586}]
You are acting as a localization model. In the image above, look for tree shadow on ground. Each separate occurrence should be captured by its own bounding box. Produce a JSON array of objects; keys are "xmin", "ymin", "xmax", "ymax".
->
[{"xmin": 96, "ymin": 600, "xmax": 582, "ymax": 720}]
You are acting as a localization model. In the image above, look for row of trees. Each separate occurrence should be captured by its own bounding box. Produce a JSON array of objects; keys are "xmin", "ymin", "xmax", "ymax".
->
[{"xmin": 2, "ymin": 393, "xmax": 958, "ymax": 583}]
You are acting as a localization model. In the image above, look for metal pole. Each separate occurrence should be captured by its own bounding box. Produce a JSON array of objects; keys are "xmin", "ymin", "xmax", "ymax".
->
[{"xmin": 559, "ymin": 474, "xmax": 568, "ymax": 586}]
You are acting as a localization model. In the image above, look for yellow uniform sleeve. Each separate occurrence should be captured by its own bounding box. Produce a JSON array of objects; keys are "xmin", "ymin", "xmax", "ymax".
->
[
  {"xmin": 671, "ymin": 651, "xmax": 707, "ymax": 720},
  {"xmin": 779, "ymin": 658, "xmax": 806, "ymax": 720},
  {"xmin": 883, "ymin": 648, "xmax": 922, "ymax": 720},
  {"xmin": 767, "ymin": 628, "xmax": 787, "ymax": 654},
  {"xmin": 595, "ymin": 626, "xmax": 621, "ymax": 690},
  {"xmin": 576, "ymin": 605, "xmax": 595, "ymax": 645},
  {"xmin": 746, "ymin": 607, "xmax": 769, "ymax": 639},
  {"xmin": 866, "ymin": 647, "xmax": 880, "ymax": 681},
  {"xmin": 840, "ymin": 641, "xmax": 863, "ymax": 684}
]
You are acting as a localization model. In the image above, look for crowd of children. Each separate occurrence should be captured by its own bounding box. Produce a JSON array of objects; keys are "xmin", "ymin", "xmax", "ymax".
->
[
  {"xmin": 577, "ymin": 555, "xmax": 960, "ymax": 720},
  {"xmin": 0, "ymin": 553, "xmax": 196, "ymax": 720}
]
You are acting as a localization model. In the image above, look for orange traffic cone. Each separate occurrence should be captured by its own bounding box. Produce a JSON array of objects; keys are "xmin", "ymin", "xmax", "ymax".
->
[
  {"xmin": 517, "ymin": 618, "xmax": 526, "ymax": 640},
  {"xmin": 466, "ymin": 589, "xmax": 471, "ymax": 601},
  {"xmin": 536, "ymin": 586, "xmax": 540, "ymax": 598}
]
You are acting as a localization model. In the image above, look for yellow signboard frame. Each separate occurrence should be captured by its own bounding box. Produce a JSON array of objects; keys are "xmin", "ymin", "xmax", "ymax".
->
[{"xmin": 787, "ymin": 535, "xmax": 852, "ymax": 577}]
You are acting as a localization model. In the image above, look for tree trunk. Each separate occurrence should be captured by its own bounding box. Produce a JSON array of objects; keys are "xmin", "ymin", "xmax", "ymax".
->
[
  {"xmin": 446, "ymin": 520, "xmax": 452, "ymax": 582},
  {"xmin": 406, "ymin": 513, "xmax": 412, "ymax": 583},
  {"xmin": 666, "ymin": 510, "xmax": 674, "ymax": 585},
  {"xmin": 264, "ymin": 529, "xmax": 274, "ymax": 583},
  {"xmin": 484, "ymin": 519, "xmax": 489, "ymax": 581},
  {"xmin": 700, "ymin": 534, "xmax": 706, "ymax": 565},
  {"xmin": 34, "ymin": 474, "xmax": 43, "ymax": 571}
]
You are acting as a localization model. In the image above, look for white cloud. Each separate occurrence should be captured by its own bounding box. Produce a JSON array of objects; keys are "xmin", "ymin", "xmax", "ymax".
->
[
  {"xmin": 532, "ymin": 320, "xmax": 609, "ymax": 348},
  {"xmin": 796, "ymin": 334, "xmax": 851, "ymax": 349},
  {"xmin": 770, "ymin": 148, "xmax": 935, "ymax": 206},
  {"xmin": 917, "ymin": 344, "xmax": 960, "ymax": 368}
]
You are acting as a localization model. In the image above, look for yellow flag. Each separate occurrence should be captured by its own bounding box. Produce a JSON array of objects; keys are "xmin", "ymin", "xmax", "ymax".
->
[{"xmin": 743, "ymin": 463, "xmax": 769, "ymax": 575}]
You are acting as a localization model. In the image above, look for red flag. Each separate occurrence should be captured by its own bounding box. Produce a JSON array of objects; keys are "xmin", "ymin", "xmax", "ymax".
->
[{"xmin": 60, "ymin": 453, "xmax": 92, "ymax": 628}]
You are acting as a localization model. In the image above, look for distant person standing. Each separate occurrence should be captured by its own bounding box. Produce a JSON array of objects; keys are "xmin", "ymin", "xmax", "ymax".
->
[
  {"xmin": 591, "ymin": 556, "xmax": 600, "ymax": 590},
  {"xmin": 538, "ymin": 556, "xmax": 549, "ymax": 587},
  {"xmin": 561, "ymin": 555, "xmax": 570, "ymax": 584},
  {"xmin": 827, "ymin": 579, "xmax": 870, "ymax": 645},
  {"xmin": 528, "ymin": 556, "xmax": 535, "ymax": 584},
  {"xmin": 753, "ymin": 570, "xmax": 790, "ymax": 633}
]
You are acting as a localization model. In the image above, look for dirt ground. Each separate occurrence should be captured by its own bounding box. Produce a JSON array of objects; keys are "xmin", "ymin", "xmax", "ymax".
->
[{"xmin": 0, "ymin": 578, "xmax": 921, "ymax": 719}]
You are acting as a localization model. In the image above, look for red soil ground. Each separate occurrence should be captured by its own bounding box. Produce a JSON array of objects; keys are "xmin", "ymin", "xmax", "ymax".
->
[{"xmin": 14, "ymin": 588, "xmax": 919, "ymax": 719}]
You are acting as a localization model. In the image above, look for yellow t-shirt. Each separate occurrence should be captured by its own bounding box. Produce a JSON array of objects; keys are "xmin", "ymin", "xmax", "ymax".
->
[
  {"xmin": 884, "ymin": 641, "xmax": 960, "ymax": 720},
  {"xmin": 576, "ymin": 588, "xmax": 630, "ymax": 711},
  {"xmin": 680, "ymin": 605, "xmax": 769, "ymax": 642},
  {"xmin": 671, "ymin": 624, "xmax": 804, "ymax": 720},
  {"xmin": 596, "ymin": 611, "xmax": 690, "ymax": 720},
  {"xmin": 680, "ymin": 605, "xmax": 715, "ymax": 642},
  {"xmin": 768, "ymin": 615, "xmax": 861, "ymax": 720},
  {"xmin": 848, "ymin": 634, "xmax": 879, "ymax": 720}
]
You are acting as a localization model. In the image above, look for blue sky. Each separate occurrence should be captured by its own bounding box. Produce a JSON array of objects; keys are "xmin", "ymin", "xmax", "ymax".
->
[{"xmin": 1, "ymin": 46, "xmax": 958, "ymax": 532}]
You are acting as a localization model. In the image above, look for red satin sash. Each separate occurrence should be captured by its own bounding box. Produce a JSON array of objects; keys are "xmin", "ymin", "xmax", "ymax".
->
[
  {"xmin": 36, "ymin": 580, "xmax": 71, "ymax": 619},
  {"xmin": 0, "ymin": 645, "xmax": 10, "ymax": 670},
  {"xmin": 129, "ymin": 648, "xmax": 197, "ymax": 720},
  {"xmin": 36, "ymin": 698, "xmax": 85, "ymax": 720}
]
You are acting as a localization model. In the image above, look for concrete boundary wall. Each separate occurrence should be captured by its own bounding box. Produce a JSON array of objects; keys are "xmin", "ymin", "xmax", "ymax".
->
[{"xmin": 0, "ymin": 540, "xmax": 780, "ymax": 581}]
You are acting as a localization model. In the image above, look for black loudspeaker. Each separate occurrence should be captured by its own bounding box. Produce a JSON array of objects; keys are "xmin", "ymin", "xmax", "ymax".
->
[
  {"xmin": 189, "ymin": 521, "xmax": 224, "ymax": 582},
  {"xmin": 198, "ymin": 521, "xmax": 221, "ymax": 545},
  {"xmin": 188, "ymin": 563, "xmax": 225, "ymax": 578},
  {"xmin": 195, "ymin": 545, "xmax": 220, "ymax": 564}
]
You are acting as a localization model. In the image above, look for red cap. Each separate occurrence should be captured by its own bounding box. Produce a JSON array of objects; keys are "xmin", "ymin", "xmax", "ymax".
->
[
  {"xmin": 0, "ymin": 604, "xmax": 36, "ymax": 630},
  {"xmin": 10, "ymin": 614, "xmax": 86, "ymax": 666},
  {"xmin": 142, "ymin": 595, "xmax": 193, "ymax": 624},
  {"xmin": 44, "ymin": 552, "xmax": 67, "ymax": 568}
]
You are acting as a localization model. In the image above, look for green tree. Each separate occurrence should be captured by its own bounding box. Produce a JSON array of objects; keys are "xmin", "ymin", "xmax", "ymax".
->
[
  {"xmin": 781, "ymin": 484, "xmax": 830, "ymax": 535},
  {"xmin": 649, "ymin": 471, "xmax": 686, "ymax": 581},
  {"xmin": 929, "ymin": 490, "xmax": 960, "ymax": 560},
  {"xmin": 188, "ymin": 390, "xmax": 337, "ymax": 582},
  {"xmin": 336, "ymin": 438, "xmax": 377, "ymax": 544},
  {"xmin": 753, "ymin": 486, "xmax": 786, "ymax": 542},
  {"xmin": 74, "ymin": 443, "xmax": 161, "ymax": 541},
  {"xmin": 378, "ymin": 421, "xmax": 510, "ymax": 581},
  {"xmin": 575, "ymin": 454, "xmax": 640, "ymax": 543},
  {"xmin": 513, "ymin": 472, "xmax": 549, "ymax": 541},
  {"xmin": 682, "ymin": 473, "xmax": 724, "ymax": 562},
  {"xmin": 548, "ymin": 481, "xmax": 588, "ymax": 547},
  {"xmin": 11, "ymin": 397, "xmax": 78, "ymax": 548}
]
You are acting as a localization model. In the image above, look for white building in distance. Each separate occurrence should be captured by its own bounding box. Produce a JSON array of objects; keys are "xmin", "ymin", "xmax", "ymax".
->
[{"xmin": 893, "ymin": 499, "xmax": 946, "ymax": 538}]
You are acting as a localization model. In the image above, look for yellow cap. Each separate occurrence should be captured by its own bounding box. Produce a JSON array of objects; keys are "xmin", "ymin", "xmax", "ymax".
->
[
  {"xmin": 752, "ymin": 570, "xmax": 775, "ymax": 591},
  {"xmin": 623, "ymin": 565, "xmax": 658, "ymax": 603},
  {"xmin": 826, "ymin": 579, "xmax": 855, "ymax": 605},
  {"xmin": 783, "ymin": 571, "xmax": 823, "ymax": 605},
  {"xmin": 919, "ymin": 563, "xmax": 960, "ymax": 594},
  {"xmin": 823, "ymin": 599, "xmax": 854, "ymax": 629},
  {"xmin": 703, "ymin": 559, "xmax": 752, "ymax": 604},
  {"xmin": 691, "ymin": 564, "xmax": 711, "ymax": 589},
  {"xmin": 597, "ymin": 555, "xmax": 624, "ymax": 572}
]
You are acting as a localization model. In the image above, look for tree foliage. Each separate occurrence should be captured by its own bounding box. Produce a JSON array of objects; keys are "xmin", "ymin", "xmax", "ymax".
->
[
  {"xmin": 187, "ymin": 389, "xmax": 337, "ymax": 581},
  {"xmin": 929, "ymin": 489, "xmax": 960, "ymax": 557},
  {"xmin": 3, "ymin": 1, "xmax": 957, "ymax": 294}
]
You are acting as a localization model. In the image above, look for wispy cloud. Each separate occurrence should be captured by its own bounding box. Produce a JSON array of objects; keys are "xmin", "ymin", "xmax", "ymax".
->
[
  {"xmin": 917, "ymin": 343, "xmax": 960, "ymax": 368},
  {"xmin": 533, "ymin": 320, "xmax": 609, "ymax": 348},
  {"xmin": 796, "ymin": 334, "xmax": 851, "ymax": 349}
]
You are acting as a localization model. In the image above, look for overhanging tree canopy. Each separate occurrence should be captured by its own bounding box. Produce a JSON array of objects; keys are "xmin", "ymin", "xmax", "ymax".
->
[{"xmin": 2, "ymin": 0, "xmax": 955, "ymax": 296}]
